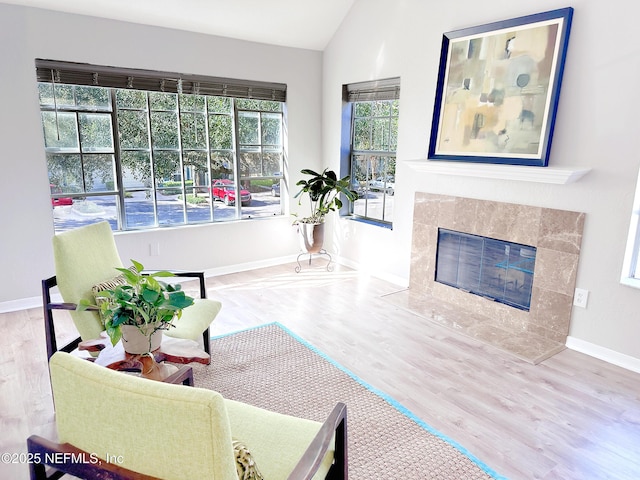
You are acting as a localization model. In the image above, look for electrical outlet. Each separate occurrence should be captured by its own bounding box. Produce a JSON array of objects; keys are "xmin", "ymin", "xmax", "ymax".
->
[{"xmin": 573, "ymin": 288, "xmax": 589, "ymax": 308}]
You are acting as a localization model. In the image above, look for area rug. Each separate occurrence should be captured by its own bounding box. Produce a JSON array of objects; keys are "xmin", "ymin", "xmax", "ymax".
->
[{"xmin": 191, "ymin": 323, "xmax": 506, "ymax": 479}]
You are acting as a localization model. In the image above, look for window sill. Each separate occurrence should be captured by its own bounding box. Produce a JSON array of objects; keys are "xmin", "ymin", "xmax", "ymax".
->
[
  {"xmin": 345, "ymin": 216, "xmax": 393, "ymax": 230},
  {"xmin": 620, "ymin": 276, "xmax": 640, "ymax": 290},
  {"xmin": 406, "ymin": 160, "xmax": 591, "ymax": 184}
]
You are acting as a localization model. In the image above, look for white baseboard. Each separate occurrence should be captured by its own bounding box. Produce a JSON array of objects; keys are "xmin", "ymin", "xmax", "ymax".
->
[
  {"xmin": 566, "ymin": 336, "xmax": 640, "ymax": 374},
  {"xmin": 0, "ymin": 295, "xmax": 44, "ymax": 313}
]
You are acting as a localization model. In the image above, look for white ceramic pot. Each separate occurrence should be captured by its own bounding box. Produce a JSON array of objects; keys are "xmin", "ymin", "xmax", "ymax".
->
[
  {"xmin": 297, "ymin": 222, "xmax": 325, "ymax": 254},
  {"xmin": 120, "ymin": 323, "xmax": 163, "ymax": 354}
]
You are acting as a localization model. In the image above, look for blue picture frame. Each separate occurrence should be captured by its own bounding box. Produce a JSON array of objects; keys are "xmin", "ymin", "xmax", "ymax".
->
[{"xmin": 428, "ymin": 8, "xmax": 573, "ymax": 167}]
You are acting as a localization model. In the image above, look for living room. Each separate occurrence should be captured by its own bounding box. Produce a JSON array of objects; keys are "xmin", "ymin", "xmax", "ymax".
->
[{"xmin": 0, "ymin": 0, "xmax": 639, "ymax": 478}]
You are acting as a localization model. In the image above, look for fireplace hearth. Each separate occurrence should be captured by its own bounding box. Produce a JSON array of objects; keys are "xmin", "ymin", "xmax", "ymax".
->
[{"xmin": 385, "ymin": 193, "xmax": 585, "ymax": 364}]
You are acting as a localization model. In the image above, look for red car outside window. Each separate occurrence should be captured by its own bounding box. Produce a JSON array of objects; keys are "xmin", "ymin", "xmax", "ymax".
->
[{"xmin": 211, "ymin": 179, "xmax": 251, "ymax": 206}]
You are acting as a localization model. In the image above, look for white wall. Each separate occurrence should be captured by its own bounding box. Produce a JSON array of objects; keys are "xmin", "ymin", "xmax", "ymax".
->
[
  {"xmin": 0, "ymin": 3, "xmax": 322, "ymax": 304},
  {"xmin": 323, "ymin": 0, "xmax": 640, "ymax": 361}
]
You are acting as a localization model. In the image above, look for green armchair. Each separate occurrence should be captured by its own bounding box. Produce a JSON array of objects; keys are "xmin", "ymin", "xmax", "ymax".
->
[
  {"xmin": 42, "ymin": 221, "xmax": 221, "ymax": 359},
  {"xmin": 27, "ymin": 352, "xmax": 348, "ymax": 479}
]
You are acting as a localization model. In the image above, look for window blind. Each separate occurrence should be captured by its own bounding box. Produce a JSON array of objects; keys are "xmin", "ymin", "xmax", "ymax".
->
[
  {"xmin": 346, "ymin": 77, "xmax": 400, "ymax": 102},
  {"xmin": 35, "ymin": 59, "xmax": 287, "ymax": 102}
]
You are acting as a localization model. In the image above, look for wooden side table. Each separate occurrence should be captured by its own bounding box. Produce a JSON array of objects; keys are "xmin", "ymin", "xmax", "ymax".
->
[{"xmin": 78, "ymin": 333, "xmax": 210, "ymax": 383}]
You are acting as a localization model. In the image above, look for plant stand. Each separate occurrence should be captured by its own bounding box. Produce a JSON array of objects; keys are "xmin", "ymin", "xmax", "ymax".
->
[{"xmin": 295, "ymin": 249, "xmax": 333, "ymax": 273}]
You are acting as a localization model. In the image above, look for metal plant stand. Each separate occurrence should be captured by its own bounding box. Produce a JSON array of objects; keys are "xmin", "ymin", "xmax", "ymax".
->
[{"xmin": 295, "ymin": 249, "xmax": 333, "ymax": 273}]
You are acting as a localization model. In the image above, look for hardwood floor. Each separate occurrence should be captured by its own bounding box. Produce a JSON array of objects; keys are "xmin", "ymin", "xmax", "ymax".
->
[{"xmin": 1, "ymin": 262, "xmax": 639, "ymax": 479}]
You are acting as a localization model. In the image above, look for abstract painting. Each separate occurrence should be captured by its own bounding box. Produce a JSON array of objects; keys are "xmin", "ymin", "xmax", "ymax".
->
[{"xmin": 428, "ymin": 8, "xmax": 573, "ymax": 166}]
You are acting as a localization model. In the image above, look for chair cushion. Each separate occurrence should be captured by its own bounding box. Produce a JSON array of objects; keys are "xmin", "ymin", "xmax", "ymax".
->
[
  {"xmin": 164, "ymin": 298, "xmax": 222, "ymax": 341},
  {"xmin": 52, "ymin": 221, "xmax": 124, "ymax": 341},
  {"xmin": 224, "ymin": 399, "xmax": 334, "ymax": 480}
]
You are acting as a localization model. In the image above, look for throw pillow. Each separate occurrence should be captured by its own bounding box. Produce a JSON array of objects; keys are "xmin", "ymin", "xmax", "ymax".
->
[
  {"xmin": 91, "ymin": 266, "xmax": 138, "ymax": 297},
  {"xmin": 233, "ymin": 440, "xmax": 264, "ymax": 480},
  {"xmin": 91, "ymin": 266, "xmax": 138, "ymax": 323}
]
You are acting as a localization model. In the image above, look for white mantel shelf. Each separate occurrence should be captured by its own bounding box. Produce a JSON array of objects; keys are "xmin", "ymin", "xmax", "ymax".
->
[{"xmin": 406, "ymin": 160, "xmax": 591, "ymax": 185}]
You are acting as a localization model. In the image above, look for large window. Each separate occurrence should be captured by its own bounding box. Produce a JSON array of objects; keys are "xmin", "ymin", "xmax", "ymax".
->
[
  {"xmin": 345, "ymin": 78, "xmax": 400, "ymax": 226},
  {"xmin": 37, "ymin": 60, "xmax": 286, "ymax": 232},
  {"xmin": 621, "ymin": 169, "xmax": 640, "ymax": 288}
]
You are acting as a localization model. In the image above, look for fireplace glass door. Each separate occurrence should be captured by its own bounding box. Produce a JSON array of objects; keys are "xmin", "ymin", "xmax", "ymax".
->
[{"xmin": 435, "ymin": 229, "xmax": 536, "ymax": 310}]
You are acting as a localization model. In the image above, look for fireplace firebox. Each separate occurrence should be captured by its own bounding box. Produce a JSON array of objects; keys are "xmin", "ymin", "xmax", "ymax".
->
[{"xmin": 435, "ymin": 229, "xmax": 537, "ymax": 311}]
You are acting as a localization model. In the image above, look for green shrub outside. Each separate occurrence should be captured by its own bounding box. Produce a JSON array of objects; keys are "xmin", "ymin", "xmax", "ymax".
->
[
  {"xmin": 161, "ymin": 180, "xmax": 194, "ymax": 195},
  {"xmin": 179, "ymin": 194, "xmax": 208, "ymax": 205}
]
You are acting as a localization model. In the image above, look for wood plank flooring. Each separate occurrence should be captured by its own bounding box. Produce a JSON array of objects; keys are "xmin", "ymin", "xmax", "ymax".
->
[{"xmin": 1, "ymin": 262, "xmax": 639, "ymax": 479}]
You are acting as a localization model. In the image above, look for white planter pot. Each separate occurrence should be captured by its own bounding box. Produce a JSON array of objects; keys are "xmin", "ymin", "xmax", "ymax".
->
[
  {"xmin": 120, "ymin": 323, "xmax": 163, "ymax": 354},
  {"xmin": 297, "ymin": 222, "xmax": 325, "ymax": 254}
]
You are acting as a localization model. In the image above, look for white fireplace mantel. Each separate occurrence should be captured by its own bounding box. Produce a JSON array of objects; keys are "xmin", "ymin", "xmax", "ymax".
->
[{"xmin": 406, "ymin": 160, "xmax": 591, "ymax": 185}]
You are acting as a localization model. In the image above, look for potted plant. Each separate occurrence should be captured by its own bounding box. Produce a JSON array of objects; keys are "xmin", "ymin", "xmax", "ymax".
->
[
  {"xmin": 78, "ymin": 260, "xmax": 194, "ymax": 354},
  {"xmin": 293, "ymin": 168, "xmax": 357, "ymax": 253}
]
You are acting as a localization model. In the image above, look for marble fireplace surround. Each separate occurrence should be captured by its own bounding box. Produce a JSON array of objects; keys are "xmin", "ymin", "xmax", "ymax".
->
[{"xmin": 385, "ymin": 193, "xmax": 585, "ymax": 364}]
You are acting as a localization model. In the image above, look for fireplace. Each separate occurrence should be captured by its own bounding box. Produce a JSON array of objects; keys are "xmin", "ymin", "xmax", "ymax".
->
[{"xmin": 385, "ymin": 193, "xmax": 585, "ymax": 363}]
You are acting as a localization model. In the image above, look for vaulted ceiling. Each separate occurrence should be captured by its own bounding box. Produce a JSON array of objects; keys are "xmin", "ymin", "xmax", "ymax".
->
[{"xmin": 3, "ymin": 0, "xmax": 356, "ymax": 50}]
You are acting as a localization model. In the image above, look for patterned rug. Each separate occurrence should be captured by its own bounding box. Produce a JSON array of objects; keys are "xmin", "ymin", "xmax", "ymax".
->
[{"xmin": 191, "ymin": 323, "xmax": 506, "ymax": 480}]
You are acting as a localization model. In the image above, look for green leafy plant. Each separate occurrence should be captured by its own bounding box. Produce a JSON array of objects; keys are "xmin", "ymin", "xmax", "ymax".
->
[
  {"xmin": 293, "ymin": 168, "xmax": 357, "ymax": 224},
  {"xmin": 78, "ymin": 260, "xmax": 194, "ymax": 346}
]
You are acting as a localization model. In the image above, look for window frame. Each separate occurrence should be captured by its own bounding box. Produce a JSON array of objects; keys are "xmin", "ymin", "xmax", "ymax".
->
[
  {"xmin": 37, "ymin": 60, "xmax": 286, "ymax": 232},
  {"xmin": 621, "ymin": 169, "xmax": 640, "ymax": 289},
  {"xmin": 343, "ymin": 78, "xmax": 400, "ymax": 228}
]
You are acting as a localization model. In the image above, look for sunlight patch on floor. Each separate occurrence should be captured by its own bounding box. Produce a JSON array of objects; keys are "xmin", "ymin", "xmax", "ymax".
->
[{"xmin": 211, "ymin": 268, "xmax": 362, "ymax": 292}]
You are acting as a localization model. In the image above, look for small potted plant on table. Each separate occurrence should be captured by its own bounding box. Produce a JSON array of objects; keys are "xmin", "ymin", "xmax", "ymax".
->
[{"xmin": 78, "ymin": 260, "xmax": 194, "ymax": 354}]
